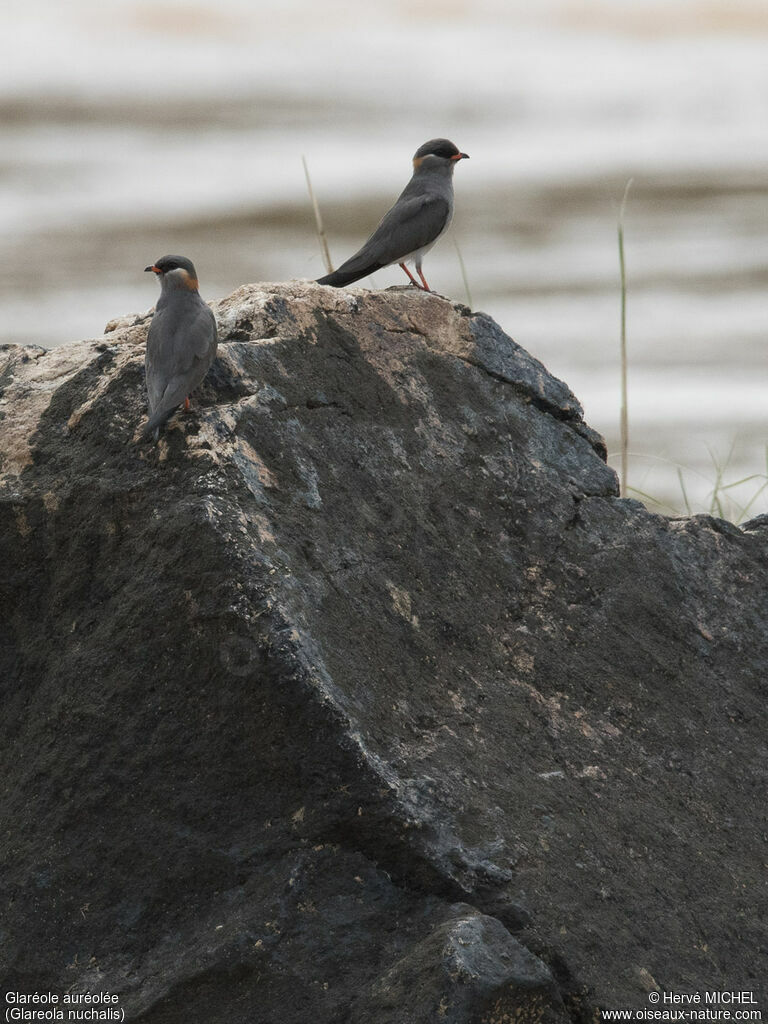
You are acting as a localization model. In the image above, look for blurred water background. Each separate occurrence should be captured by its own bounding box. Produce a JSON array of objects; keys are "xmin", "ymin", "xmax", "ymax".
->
[{"xmin": 2, "ymin": 0, "xmax": 767, "ymax": 517}]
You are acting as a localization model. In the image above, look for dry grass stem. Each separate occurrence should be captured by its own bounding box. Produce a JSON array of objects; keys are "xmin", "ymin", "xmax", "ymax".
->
[
  {"xmin": 451, "ymin": 232, "xmax": 473, "ymax": 309},
  {"xmin": 302, "ymin": 156, "xmax": 334, "ymax": 275},
  {"xmin": 618, "ymin": 178, "xmax": 634, "ymax": 498}
]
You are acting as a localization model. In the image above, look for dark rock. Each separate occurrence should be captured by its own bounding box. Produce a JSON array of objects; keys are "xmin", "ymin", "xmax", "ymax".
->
[
  {"xmin": 355, "ymin": 908, "xmax": 565, "ymax": 1024},
  {"xmin": 742, "ymin": 513, "xmax": 768, "ymax": 533},
  {"xmin": 0, "ymin": 282, "xmax": 766, "ymax": 1022}
]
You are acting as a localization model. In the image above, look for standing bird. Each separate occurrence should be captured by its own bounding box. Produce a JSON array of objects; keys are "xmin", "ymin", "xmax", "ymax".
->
[
  {"xmin": 316, "ymin": 138, "xmax": 469, "ymax": 292},
  {"xmin": 143, "ymin": 255, "xmax": 218, "ymax": 441}
]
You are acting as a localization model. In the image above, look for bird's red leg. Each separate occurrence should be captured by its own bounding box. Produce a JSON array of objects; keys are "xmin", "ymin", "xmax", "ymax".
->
[
  {"xmin": 399, "ymin": 262, "xmax": 421, "ymax": 288},
  {"xmin": 416, "ymin": 267, "xmax": 431, "ymax": 292},
  {"xmin": 184, "ymin": 397, "xmax": 190, "ymax": 412}
]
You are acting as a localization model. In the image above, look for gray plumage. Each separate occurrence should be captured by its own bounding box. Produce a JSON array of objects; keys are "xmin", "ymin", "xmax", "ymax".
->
[
  {"xmin": 317, "ymin": 138, "xmax": 468, "ymax": 291},
  {"xmin": 143, "ymin": 255, "xmax": 218, "ymax": 441}
]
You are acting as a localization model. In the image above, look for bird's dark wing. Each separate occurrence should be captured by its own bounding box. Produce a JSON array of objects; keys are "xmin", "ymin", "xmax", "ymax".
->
[
  {"xmin": 144, "ymin": 301, "xmax": 217, "ymax": 437},
  {"xmin": 144, "ymin": 310, "xmax": 169, "ymax": 415},
  {"xmin": 318, "ymin": 194, "xmax": 450, "ymax": 287}
]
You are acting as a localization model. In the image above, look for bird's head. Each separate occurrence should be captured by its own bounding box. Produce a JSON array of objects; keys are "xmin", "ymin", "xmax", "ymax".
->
[
  {"xmin": 145, "ymin": 255, "xmax": 199, "ymax": 291},
  {"xmin": 412, "ymin": 139, "xmax": 469, "ymax": 174}
]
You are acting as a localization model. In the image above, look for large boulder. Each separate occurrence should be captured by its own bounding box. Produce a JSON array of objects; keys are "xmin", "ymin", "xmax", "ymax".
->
[{"xmin": 0, "ymin": 282, "xmax": 765, "ymax": 1021}]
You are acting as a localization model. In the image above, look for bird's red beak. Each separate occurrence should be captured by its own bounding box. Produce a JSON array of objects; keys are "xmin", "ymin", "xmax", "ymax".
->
[
  {"xmin": 451, "ymin": 153, "xmax": 469, "ymax": 161},
  {"xmin": 144, "ymin": 265, "xmax": 162, "ymax": 274}
]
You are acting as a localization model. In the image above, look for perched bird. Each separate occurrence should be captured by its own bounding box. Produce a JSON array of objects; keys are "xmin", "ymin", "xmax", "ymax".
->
[
  {"xmin": 316, "ymin": 138, "xmax": 469, "ymax": 292},
  {"xmin": 143, "ymin": 255, "xmax": 218, "ymax": 441}
]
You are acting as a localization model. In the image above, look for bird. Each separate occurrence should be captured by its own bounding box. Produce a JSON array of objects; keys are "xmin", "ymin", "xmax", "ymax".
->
[
  {"xmin": 316, "ymin": 138, "xmax": 469, "ymax": 292},
  {"xmin": 142, "ymin": 255, "xmax": 218, "ymax": 441}
]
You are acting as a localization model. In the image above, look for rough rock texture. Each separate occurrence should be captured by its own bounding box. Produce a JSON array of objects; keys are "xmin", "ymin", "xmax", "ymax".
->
[{"xmin": 0, "ymin": 282, "xmax": 766, "ymax": 1022}]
